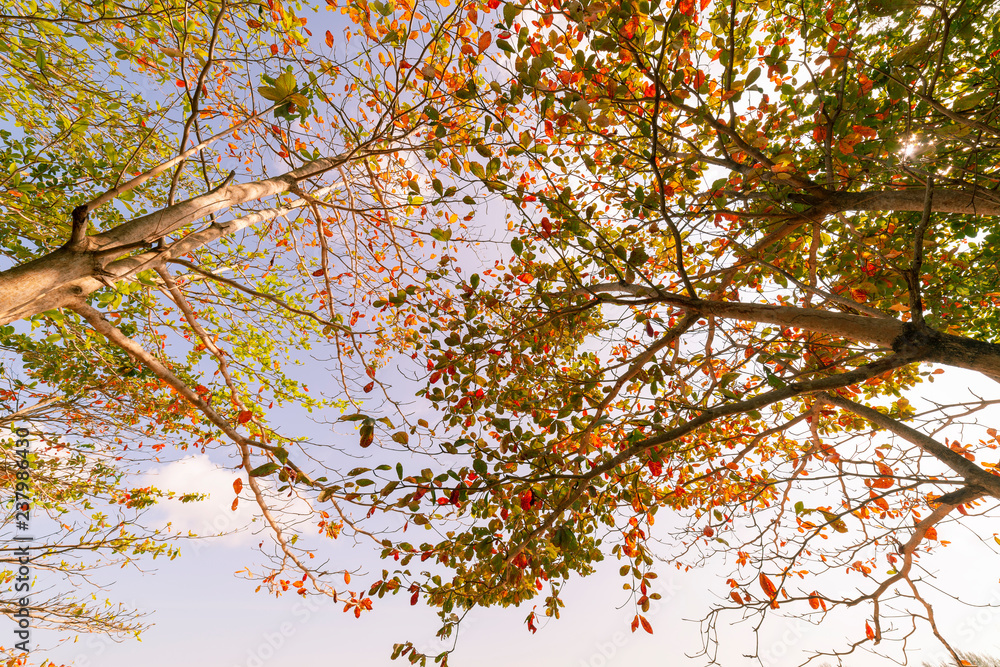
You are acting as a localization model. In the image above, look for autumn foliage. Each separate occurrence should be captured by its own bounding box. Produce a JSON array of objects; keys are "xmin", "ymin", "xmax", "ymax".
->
[{"xmin": 3, "ymin": 0, "xmax": 1000, "ymax": 663}]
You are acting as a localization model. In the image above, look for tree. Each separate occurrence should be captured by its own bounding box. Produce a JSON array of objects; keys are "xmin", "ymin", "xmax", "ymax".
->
[
  {"xmin": 0, "ymin": 0, "xmax": 493, "ymax": 653},
  {"xmin": 5, "ymin": 0, "xmax": 1000, "ymax": 664},
  {"xmin": 346, "ymin": 0, "xmax": 1000, "ymax": 664}
]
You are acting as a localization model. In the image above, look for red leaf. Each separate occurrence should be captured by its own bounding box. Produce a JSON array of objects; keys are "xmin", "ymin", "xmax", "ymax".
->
[
  {"xmin": 865, "ymin": 621, "xmax": 876, "ymax": 640},
  {"xmin": 630, "ymin": 615, "xmax": 640, "ymax": 632},
  {"xmin": 520, "ymin": 490, "xmax": 533, "ymax": 511},
  {"xmin": 312, "ymin": 268, "xmax": 325, "ymax": 277},
  {"xmin": 363, "ymin": 382, "xmax": 375, "ymax": 393},
  {"xmin": 325, "ymin": 30, "xmax": 334, "ymax": 47},
  {"xmin": 233, "ymin": 478, "xmax": 243, "ymax": 494},
  {"xmin": 237, "ymin": 410, "xmax": 253, "ymax": 424},
  {"xmin": 729, "ymin": 591, "xmax": 743, "ymax": 605},
  {"xmin": 702, "ymin": 526, "xmax": 714, "ymax": 538},
  {"xmin": 639, "ymin": 615, "xmax": 653, "ymax": 634},
  {"xmin": 759, "ymin": 573, "xmax": 777, "ymax": 599}
]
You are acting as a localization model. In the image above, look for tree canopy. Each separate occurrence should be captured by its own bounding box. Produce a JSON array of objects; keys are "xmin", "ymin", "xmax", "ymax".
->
[{"xmin": 3, "ymin": 0, "xmax": 1000, "ymax": 663}]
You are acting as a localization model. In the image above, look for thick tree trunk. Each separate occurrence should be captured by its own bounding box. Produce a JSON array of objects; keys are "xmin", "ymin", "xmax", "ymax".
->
[
  {"xmin": 0, "ymin": 154, "xmax": 353, "ymax": 324},
  {"xmin": 580, "ymin": 284, "xmax": 1000, "ymax": 380}
]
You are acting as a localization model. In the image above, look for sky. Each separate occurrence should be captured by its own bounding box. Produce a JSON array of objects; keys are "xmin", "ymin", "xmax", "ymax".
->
[
  {"xmin": 5, "ymin": 3, "xmax": 1000, "ymax": 667},
  {"xmin": 13, "ymin": 365, "xmax": 999, "ymax": 667}
]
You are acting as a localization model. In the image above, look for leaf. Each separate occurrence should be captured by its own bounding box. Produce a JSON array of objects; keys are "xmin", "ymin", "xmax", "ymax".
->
[
  {"xmin": 233, "ymin": 478, "xmax": 243, "ymax": 494},
  {"xmin": 249, "ymin": 462, "xmax": 280, "ymax": 477},
  {"xmin": 478, "ymin": 32, "xmax": 493, "ymax": 53},
  {"xmin": 503, "ymin": 2, "xmax": 521, "ymax": 26},
  {"xmin": 275, "ymin": 72, "xmax": 296, "ymax": 97},
  {"xmin": 360, "ymin": 421, "xmax": 375, "ymax": 448},
  {"xmin": 953, "ymin": 90, "xmax": 990, "ymax": 112},
  {"xmin": 639, "ymin": 615, "xmax": 652, "ymax": 634},
  {"xmin": 759, "ymin": 573, "xmax": 777, "ymax": 599},
  {"xmin": 820, "ymin": 510, "xmax": 848, "ymax": 533},
  {"xmin": 392, "ymin": 431, "xmax": 410, "ymax": 445},
  {"xmin": 431, "ymin": 227, "xmax": 452, "ymax": 242},
  {"xmin": 326, "ymin": 30, "xmax": 334, "ymax": 47},
  {"xmin": 258, "ymin": 86, "xmax": 285, "ymax": 102},
  {"xmin": 237, "ymin": 410, "xmax": 254, "ymax": 423}
]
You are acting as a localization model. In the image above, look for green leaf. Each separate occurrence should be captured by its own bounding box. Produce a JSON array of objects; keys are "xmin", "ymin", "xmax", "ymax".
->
[
  {"xmin": 503, "ymin": 3, "xmax": 521, "ymax": 27},
  {"xmin": 258, "ymin": 86, "xmax": 284, "ymax": 102},
  {"xmin": 249, "ymin": 462, "xmax": 280, "ymax": 477}
]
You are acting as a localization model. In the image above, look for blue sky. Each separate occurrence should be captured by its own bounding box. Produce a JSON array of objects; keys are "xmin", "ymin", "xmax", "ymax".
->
[{"xmin": 5, "ymin": 2, "xmax": 1000, "ymax": 665}]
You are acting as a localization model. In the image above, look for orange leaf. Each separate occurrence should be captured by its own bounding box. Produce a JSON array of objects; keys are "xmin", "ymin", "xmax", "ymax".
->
[
  {"xmin": 517, "ymin": 273, "xmax": 534, "ymax": 284},
  {"xmin": 730, "ymin": 591, "xmax": 743, "ymax": 605},
  {"xmin": 344, "ymin": 571, "xmax": 351, "ymax": 584},
  {"xmin": 231, "ymin": 497, "xmax": 239, "ymax": 511},
  {"xmin": 808, "ymin": 592, "xmax": 821, "ymax": 610},
  {"xmin": 872, "ymin": 476, "xmax": 894, "ymax": 489},
  {"xmin": 325, "ymin": 30, "xmax": 334, "ymax": 47},
  {"xmin": 865, "ymin": 621, "xmax": 876, "ymax": 640},
  {"xmin": 924, "ymin": 525, "xmax": 938, "ymax": 540},
  {"xmin": 639, "ymin": 615, "xmax": 652, "ymax": 634},
  {"xmin": 237, "ymin": 410, "xmax": 254, "ymax": 424},
  {"xmin": 233, "ymin": 478, "xmax": 243, "ymax": 494},
  {"xmin": 759, "ymin": 573, "xmax": 777, "ymax": 599},
  {"xmin": 478, "ymin": 31, "xmax": 492, "ymax": 52},
  {"xmin": 630, "ymin": 615, "xmax": 639, "ymax": 632}
]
